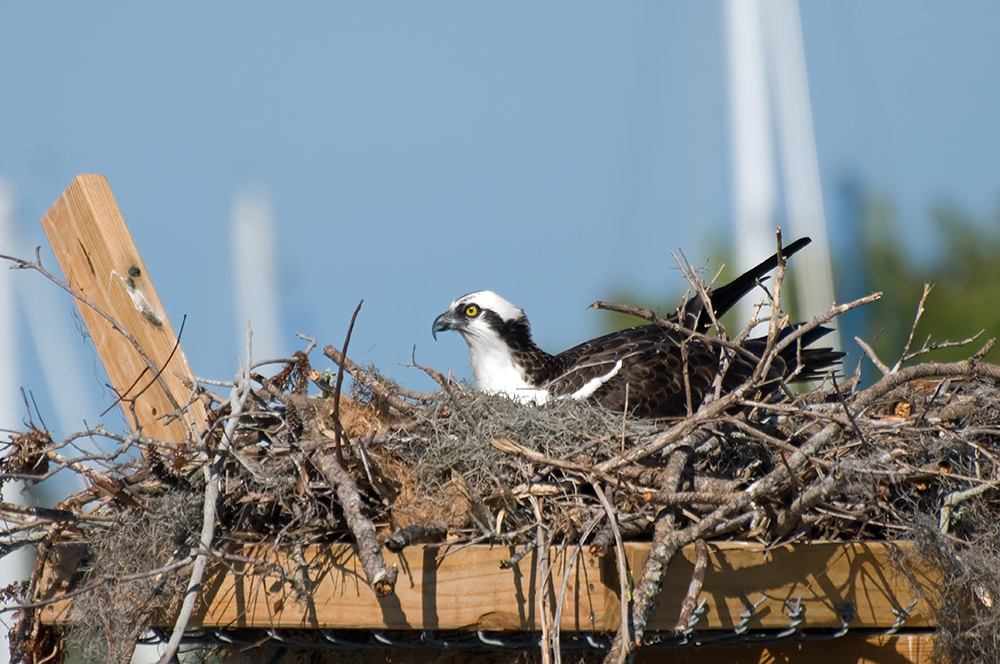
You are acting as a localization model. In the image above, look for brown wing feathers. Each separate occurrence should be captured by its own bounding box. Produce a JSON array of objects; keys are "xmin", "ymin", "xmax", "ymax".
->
[{"xmin": 540, "ymin": 238, "xmax": 841, "ymax": 417}]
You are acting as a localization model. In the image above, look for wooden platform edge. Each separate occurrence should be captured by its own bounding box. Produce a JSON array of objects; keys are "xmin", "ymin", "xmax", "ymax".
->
[
  {"xmin": 37, "ymin": 540, "xmax": 936, "ymax": 633},
  {"xmin": 632, "ymin": 632, "xmax": 936, "ymax": 664}
]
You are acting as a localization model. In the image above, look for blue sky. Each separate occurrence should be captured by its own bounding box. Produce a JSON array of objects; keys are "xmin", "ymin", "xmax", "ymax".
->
[{"xmin": 2, "ymin": 3, "xmax": 999, "ymax": 437}]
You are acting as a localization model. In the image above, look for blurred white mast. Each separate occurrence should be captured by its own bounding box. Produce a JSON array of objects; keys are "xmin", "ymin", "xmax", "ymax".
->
[
  {"xmin": 230, "ymin": 186, "xmax": 283, "ymax": 361},
  {"xmin": 726, "ymin": 0, "xmax": 776, "ymax": 325},
  {"xmin": 0, "ymin": 181, "xmax": 29, "ymax": 664},
  {"xmin": 726, "ymin": 0, "xmax": 840, "ymax": 348},
  {"xmin": 0, "ymin": 183, "xmax": 22, "ymax": 453},
  {"xmin": 18, "ymin": 270, "xmax": 98, "ymax": 439},
  {"xmin": 764, "ymin": 0, "xmax": 837, "ymax": 334}
]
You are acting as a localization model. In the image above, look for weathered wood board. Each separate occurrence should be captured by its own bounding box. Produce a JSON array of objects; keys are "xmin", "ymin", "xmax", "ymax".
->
[
  {"xmin": 38, "ymin": 541, "xmax": 933, "ymax": 632},
  {"xmin": 40, "ymin": 174, "xmax": 206, "ymax": 441}
]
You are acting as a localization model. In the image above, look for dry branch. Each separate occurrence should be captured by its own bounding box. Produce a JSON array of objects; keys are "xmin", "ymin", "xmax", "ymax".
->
[
  {"xmin": 323, "ymin": 345, "xmax": 424, "ymax": 413},
  {"xmin": 310, "ymin": 447, "xmax": 398, "ymax": 596},
  {"xmin": 674, "ymin": 539, "xmax": 708, "ymax": 631},
  {"xmin": 606, "ymin": 441, "xmax": 696, "ymax": 662},
  {"xmin": 156, "ymin": 329, "xmax": 254, "ymax": 664}
]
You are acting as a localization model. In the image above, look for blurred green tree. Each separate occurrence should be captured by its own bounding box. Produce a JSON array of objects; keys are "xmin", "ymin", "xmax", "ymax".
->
[
  {"xmin": 595, "ymin": 197, "xmax": 1000, "ymax": 380},
  {"xmin": 862, "ymin": 197, "xmax": 1000, "ymax": 368}
]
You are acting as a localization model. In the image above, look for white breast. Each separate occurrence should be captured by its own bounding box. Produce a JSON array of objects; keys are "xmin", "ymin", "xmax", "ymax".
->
[{"xmin": 463, "ymin": 327, "xmax": 549, "ymax": 405}]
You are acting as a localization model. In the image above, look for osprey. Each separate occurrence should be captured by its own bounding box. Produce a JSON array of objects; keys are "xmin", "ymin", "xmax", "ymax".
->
[{"xmin": 432, "ymin": 238, "xmax": 843, "ymax": 418}]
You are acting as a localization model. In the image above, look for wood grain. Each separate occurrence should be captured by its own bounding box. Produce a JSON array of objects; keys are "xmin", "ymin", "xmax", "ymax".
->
[
  {"xmin": 629, "ymin": 540, "xmax": 936, "ymax": 630},
  {"xmin": 632, "ymin": 633, "xmax": 935, "ymax": 664},
  {"xmin": 38, "ymin": 541, "xmax": 934, "ymax": 633},
  {"xmin": 40, "ymin": 174, "xmax": 206, "ymax": 442}
]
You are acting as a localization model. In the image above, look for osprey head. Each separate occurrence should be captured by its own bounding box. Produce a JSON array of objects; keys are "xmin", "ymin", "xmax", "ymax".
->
[
  {"xmin": 432, "ymin": 291, "xmax": 546, "ymax": 401},
  {"xmin": 431, "ymin": 291, "xmax": 526, "ymax": 341}
]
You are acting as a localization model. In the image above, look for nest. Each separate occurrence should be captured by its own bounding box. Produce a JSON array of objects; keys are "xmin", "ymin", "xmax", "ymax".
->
[{"xmin": 4, "ymin": 288, "xmax": 1000, "ymax": 664}]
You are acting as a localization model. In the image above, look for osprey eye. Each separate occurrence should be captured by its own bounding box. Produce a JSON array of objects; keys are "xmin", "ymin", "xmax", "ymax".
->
[{"xmin": 464, "ymin": 305, "xmax": 479, "ymax": 317}]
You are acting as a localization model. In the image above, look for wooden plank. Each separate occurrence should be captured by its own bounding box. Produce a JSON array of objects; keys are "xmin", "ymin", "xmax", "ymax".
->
[
  {"xmin": 632, "ymin": 633, "xmax": 935, "ymax": 664},
  {"xmin": 40, "ymin": 174, "xmax": 206, "ymax": 442},
  {"xmin": 37, "ymin": 543, "xmax": 616, "ymax": 631},
  {"xmin": 38, "ymin": 541, "xmax": 935, "ymax": 632},
  {"xmin": 192, "ymin": 543, "xmax": 615, "ymax": 631},
  {"xmin": 630, "ymin": 541, "xmax": 936, "ymax": 630}
]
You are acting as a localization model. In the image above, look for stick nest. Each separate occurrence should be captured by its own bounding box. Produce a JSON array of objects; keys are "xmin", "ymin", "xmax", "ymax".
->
[{"xmin": 5, "ymin": 295, "xmax": 1000, "ymax": 663}]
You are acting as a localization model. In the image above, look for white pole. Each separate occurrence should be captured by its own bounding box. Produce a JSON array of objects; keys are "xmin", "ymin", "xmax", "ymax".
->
[
  {"xmin": 230, "ymin": 186, "xmax": 283, "ymax": 361},
  {"xmin": 726, "ymin": 0, "xmax": 777, "ymax": 328},
  {"xmin": 764, "ymin": 0, "xmax": 840, "ymax": 344},
  {"xmin": 0, "ymin": 181, "xmax": 30, "ymax": 664},
  {"xmin": 0, "ymin": 183, "xmax": 22, "ymax": 451},
  {"xmin": 17, "ymin": 267, "xmax": 99, "ymax": 441}
]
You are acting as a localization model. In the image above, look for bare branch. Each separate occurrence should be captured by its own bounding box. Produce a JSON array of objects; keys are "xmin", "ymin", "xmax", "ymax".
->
[
  {"xmin": 310, "ymin": 448, "xmax": 397, "ymax": 596},
  {"xmin": 855, "ymin": 336, "xmax": 891, "ymax": 376},
  {"xmin": 892, "ymin": 283, "xmax": 933, "ymax": 372},
  {"xmin": 156, "ymin": 324, "xmax": 254, "ymax": 664}
]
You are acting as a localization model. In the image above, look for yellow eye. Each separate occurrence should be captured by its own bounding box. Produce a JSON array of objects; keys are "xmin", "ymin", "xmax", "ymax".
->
[{"xmin": 465, "ymin": 305, "xmax": 479, "ymax": 317}]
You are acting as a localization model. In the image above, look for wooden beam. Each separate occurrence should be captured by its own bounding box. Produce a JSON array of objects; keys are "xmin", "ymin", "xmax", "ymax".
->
[
  {"xmin": 40, "ymin": 175, "xmax": 206, "ymax": 442},
  {"xmin": 629, "ymin": 540, "xmax": 935, "ymax": 631},
  {"xmin": 632, "ymin": 633, "xmax": 935, "ymax": 664},
  {"xmin": 38, "ymin": 541, "xmax": 935, "ymax": 632}
]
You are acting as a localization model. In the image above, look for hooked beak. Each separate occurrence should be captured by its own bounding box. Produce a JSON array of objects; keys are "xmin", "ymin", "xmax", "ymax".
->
[{"xmin": 432, "ymin": 311, "xmax": 460, "ymax": 340}]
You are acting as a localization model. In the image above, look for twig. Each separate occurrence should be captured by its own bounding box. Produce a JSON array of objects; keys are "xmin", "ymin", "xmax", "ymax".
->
[
  {"xmin": 674, "ymin": 539, "xmax": 708, "ymax": 631},
  {"xmin": 595, "ymin": 390, "xmax": 742, "ymax": 473},
  {"xmin": 491, "ymin": 436, "xmax": 644, "ymax": 493},
  {"xmin": 310, "ymin": 448, "xmax": 398, "ymax": 596},
  {"xmin": 852, "ymin": 347, "xmax": 1000, "ymax": 413},
  {"xmin": 384, "ymin": 524, "xmax": 448, "ymax": 552},
  {"xmin": 771, "ymin": 293, "xmax": 882, "ymax": 359},
  {"xmin": 593, "ymin": 482, "xmax": 631, "ymax": 664},
  {"xmin": 610, "ymin": 443, "xmax": 695, "ymax": 661},
  {"xmin": 915, "ymin": 332, "xmax": 985, "ymax": 359},
  {"xmin": 671, "ymin": 245, "xmax": 728, "ymax": 337},
  {"xmin": 589, "ymin": 301, "xmax": 659, "ymax": 323},
  {"xmin": 100, "ymin": 315, "xmax": 188, "ymax": 420},
  {"xmin": 592, "ymin": 294, "xmax": 877, "ymax": 474},
  {"xmin": 855, "ymin": 336, "xmax": 891, "ymax": 377},
  {"xmin": 589, "ymin": 517, "xmax": 653, "ymax": 557},
  {"xmin": 774, "ymin": 470, "xmax": 842, "ymax": 536},
  {"xmin": 405, "ymin": 346, "xmax": 452, "ymax": 388},
  {"xmin": 323, "ymin": 345, "xmax": 419, "ymax": 413},
  {"xmin": 606, "ymin": 419, "xmax": 843, "ymax": 661},
  {"xmin": 11, "ymin": 554, "xmax": 197, "ymax": 612},
  {"xmin": 332, "ymin": 300, "xmax": 364, "ymax": 467},
  {"xmin": 892, "ymin": 283, "xmax": 932, "ymax": 372},
  {"xmin": 939, "ymin": 478, "xmax": 1000, "ymax": 533},
  {"xmin": 294, "ymin": 332, "xmax": 319, "ymax": 355},
  {"xmin": 528, "ymin": 495, "xmax": 554, "ymax": 664},
  {"xmin": 644, "ymin": 490, "xmax": 741, "ymax": 507},
  {"xmin": 501, "ymin": 539, "xmax": 537, "ymax": 568},
  {"xmin": 552, "ymin": 515, "xmax": 603, "ymax": 652},
  {"xmin": 156, "ymin": 323, "xmax": 254, "ymax": 664}
]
